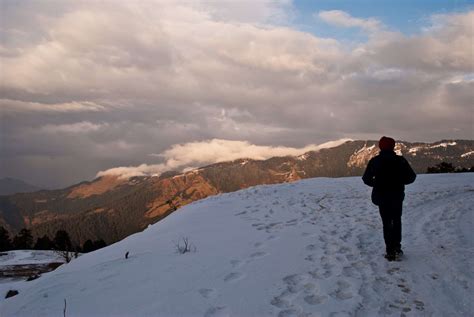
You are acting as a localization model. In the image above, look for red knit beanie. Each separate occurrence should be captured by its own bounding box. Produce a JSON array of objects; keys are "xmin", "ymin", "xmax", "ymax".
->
[{"xmin": 379, "ymin": 136, "xmax": 395, "ymax": 151}]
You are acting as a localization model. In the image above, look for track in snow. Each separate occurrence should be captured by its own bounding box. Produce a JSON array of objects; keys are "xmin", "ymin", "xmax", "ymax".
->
[
  {"xmin": 2, "ymin": 174, "xmax": 472, "ymax": 316},
  {"xmin": 227, "ymin": 175, "xmax": 473, "ymax": 316}
]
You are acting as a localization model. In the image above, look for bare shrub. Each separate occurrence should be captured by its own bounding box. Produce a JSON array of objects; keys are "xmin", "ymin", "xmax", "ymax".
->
[
  {"xmin": 166, "ymin": 199, "xmax": 178, "ymax": 212},
  {"xmin": 55, "ymin": 250, "xmax": 74, "ymax": 263},
  {"xmin": 174, "ymin": 237, "xmax": 196, "ymax": 254}
]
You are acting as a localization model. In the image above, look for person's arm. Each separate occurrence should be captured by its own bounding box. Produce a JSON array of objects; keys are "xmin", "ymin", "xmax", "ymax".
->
[
  {"xmin": 362, "ymin": 159, "xmax": 376, "ymax": 187},
  {"xmin": 401, "ymin": 157, "xmax": 416, "ymax": 185}
]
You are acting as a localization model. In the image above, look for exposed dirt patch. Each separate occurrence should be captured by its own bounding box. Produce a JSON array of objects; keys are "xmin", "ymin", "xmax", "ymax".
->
[
  {"xmin": 67, "ymin": 175, "xmax": 125, "ymax": 199},
  {"xmin": 30, "ymin": 210, "xmax": 68, "ymax": 226},
  {"xmin": 0, "ymin": 262, "xmax": 63, "ymax": 279},
  {"xmin": 145, "ymin": 173, "xmax": 218, "ymax": 219}
]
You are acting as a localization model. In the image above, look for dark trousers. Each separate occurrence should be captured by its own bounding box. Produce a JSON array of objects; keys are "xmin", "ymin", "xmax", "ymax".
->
[{"xmin": 379, "ymin": 200, "xmax": 403, "ymax": 254}]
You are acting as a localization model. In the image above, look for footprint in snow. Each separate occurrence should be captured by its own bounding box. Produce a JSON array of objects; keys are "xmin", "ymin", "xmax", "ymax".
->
[
  {"xmin": 199, "ymin": 288, "xmax": 217, "ymax": 299},
  {"xmin": 277, "ymin": 309, "xmax": 302, "ymax": 317},
  {"xmin": 341, "ymin": 265, "xmax": 358, "ymax": 278},
  {"xmin": 339, "ymin": 246, "xmax": 351, "ymax": 254},
  {"xmin": 223, "ymin": 272, "xmax": 245, "ymax": 283},
  {"xmin": 97, "ymin": 273, "xmax": 120, "ymax": 281},
  {"xmin": 305, "ymin": 244, "xmax": 318, "ymax": 251},
  {"xmin": 230, "ymin": 259, "xmax": 243, "ymax": 268},
  {"xmin": 345, "ymin": 253, "xmax": 357, "ymax": 261},
  {"xmin": 387, "ymin": 267, "xmax": 401, "ymax": 275},
  {"xmin": 304, "ymin": 254, "xmax": 317, "ymax": 262},
  {"xmin": 282, "ymin": 274, "xmax": 309, "ymax": 294},
  {"xmin": 304, "ymin": 294, "xmax": 327, "ymax": 305},
  {"xmin": 302, "ymin": 282, "xmax": 317, "ymax": 293},
  {"xmin": 330, "ymin": 280, "xmax": 354, "ymax": 300},
  {"xmin": 270, "ymin": 294, "xmax": 292, "ymax": 309},
  {"xmin": 308, "ymin": 261, "xmax": 333, "ymax": 279},
  {"xmin": 397, "ymin": 282, "xmax": 411, "ymax": 294},
  {"xmin": 329, "ymin": 312, "xmax": 352, "ymax": 317},
  {"xmin": 204, "ymin": 306, "xmax": 229, "ymax": 317},
  {"xmin": 301, "ymin": 281, "xmax": 328, "ymax": 305},
  {"xmin": 402, "ymin": 307, "xmax": 412, "ymax": 313},
  {"xmin": 414, "ymin": 300, "xmax": 425, "ymax": 311},
  {"xmin": 249, "ymin": 251, "xmax": 268, "ymax": 260},
  {"xmin": 286, "ymin": 218, "xmax": 298, "ymax": 224}
]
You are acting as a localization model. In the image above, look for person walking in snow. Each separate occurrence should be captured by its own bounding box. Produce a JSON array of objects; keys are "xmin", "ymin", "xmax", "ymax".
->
[{"xmin": 362, "ymin": 136, "xmax": 416, "ymax": 261}]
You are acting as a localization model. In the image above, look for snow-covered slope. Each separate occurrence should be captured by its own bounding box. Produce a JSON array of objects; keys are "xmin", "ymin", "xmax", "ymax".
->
[
  {"xmin": 1, "ymin": 174, "xmax": 473, "ymax": 316},
  {"xmin": 0, "ymin": 251, "xmax": 64, "ymax": 307}
]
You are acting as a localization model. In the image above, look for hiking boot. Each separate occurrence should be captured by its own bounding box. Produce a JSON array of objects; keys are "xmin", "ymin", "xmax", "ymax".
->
[
  {"xmin": 395, "ymin": 249, "xmax": 404, "ymax": 256},
  {"xmin": 384, "ymin": 252, "xmax": 396, "ymax": 262}
]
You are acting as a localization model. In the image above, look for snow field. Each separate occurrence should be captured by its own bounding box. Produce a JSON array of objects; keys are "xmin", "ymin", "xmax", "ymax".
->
[
  {"xmin": 1, "ymin": 173, "xmax": 473, "ymax": 316},
  {"xmin": 0, "ymin": 251, "xmax": 65, "ymax": 306},
  {"xmin": 0, "ymin": 250, "xmax": 64, "ymax": 267}
]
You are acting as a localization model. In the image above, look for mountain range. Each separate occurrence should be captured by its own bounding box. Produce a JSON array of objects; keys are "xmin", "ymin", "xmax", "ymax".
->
[
  {"xmin": 0, "ymin": 139, "xmax": 472, "ymax": 245},
  {"xmin": 0, "ymin": 178, "xmax": 41, "ymax": 196}
]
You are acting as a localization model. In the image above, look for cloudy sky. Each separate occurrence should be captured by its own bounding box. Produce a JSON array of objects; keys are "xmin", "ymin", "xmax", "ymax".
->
[{"xmin": 1, "ymin": 0, "xmax": 473, "ymax": 188}]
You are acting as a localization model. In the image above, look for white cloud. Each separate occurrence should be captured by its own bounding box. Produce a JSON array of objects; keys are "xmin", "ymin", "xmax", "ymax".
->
[
  {"xmin": 317, "ymin": 10, "xmax": 382, "ymax": 32},
  {"xmin": 0, "ymin": 100, "xmax": 106, "ymax": 113},
  {"xmin": 159, "ymin": 138, "xmax": 352, "ymax": 167},
  {"xmin": 41, "ymin": 121, "xmax": 107, "ymax": 133},
  {"xmin": 365, "ymin": 11, "xmax": 474, "ymax": 72},
  {"xmin": 97, "ymin": 163, "xmax": 167, "ymax": 179},
  {"xmin": 191, "ymin": 0, "xmax": 293, "ymax": 24},
  {"xmin": 97, "ymin": 138, "xmax": 352, "ymax": 179}
]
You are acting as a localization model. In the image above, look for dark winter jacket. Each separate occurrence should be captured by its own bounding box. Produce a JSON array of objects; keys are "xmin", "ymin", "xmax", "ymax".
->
[{"xmin": 362, "ymin": 150, "xmax": 416, "ymax": 206}]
